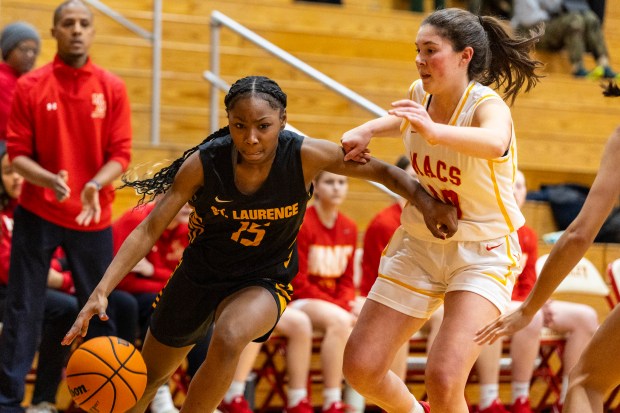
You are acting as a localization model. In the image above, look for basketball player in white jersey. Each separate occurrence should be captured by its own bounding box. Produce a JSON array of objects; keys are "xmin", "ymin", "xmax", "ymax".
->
[{"xmin": 340, "ymin": 8, "xmax": 544, "ymax": 413}]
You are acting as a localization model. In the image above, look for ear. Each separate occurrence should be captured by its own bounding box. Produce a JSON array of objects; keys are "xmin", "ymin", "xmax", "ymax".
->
[
  {"xmin": 461, "ymin": 46, "xmax": 474, "ymax": 65},
  {"xmin": 280, "ymin": 111, "xmax": 287, "ymax": 129}
]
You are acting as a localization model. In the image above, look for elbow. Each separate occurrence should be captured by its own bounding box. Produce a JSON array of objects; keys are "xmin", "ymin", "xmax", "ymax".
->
[
  {"xmin": 563, "ymin": 226, "xmax": 595, "ymax": 250},
  {"xmin": 488, "ymin": 141, "xmax": 509, "ymax": 159}
]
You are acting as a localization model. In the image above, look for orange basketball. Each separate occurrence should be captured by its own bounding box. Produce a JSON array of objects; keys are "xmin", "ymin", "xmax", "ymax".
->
[{"xmin": 66, "ymin": 336, "xmax": 147, "ymax": 413}]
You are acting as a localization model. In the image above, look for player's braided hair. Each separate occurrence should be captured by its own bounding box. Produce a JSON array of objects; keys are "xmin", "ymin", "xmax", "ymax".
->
[
  {"xmin": 423, "ymin": 8, "xmax": 544, "ymax": 105},
  {"xmin": 121, "ymin": 76, "xmax": 288, "ymax": 205}
]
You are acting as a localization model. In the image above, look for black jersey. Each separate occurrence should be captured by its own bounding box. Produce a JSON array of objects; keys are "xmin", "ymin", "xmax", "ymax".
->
[{"xmin": 183, "ymin": 130, "xmax": 312, "ymax": 285}]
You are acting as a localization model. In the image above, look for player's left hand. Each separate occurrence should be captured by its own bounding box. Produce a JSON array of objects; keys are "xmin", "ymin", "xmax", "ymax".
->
[
  {"xmin": 76, "ymin": 181, "xmax": 101, "ymax": 226},
  {"xmin": 415, "ymin": 188, "xmax": 458, "ymax": 239}
]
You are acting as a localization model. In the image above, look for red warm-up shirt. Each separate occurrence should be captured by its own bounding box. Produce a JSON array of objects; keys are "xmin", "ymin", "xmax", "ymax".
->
[
  {"xmin": 512, "ymin": 224, "xmax": 538, "ymax": 302},
  {"xmin": 6, "ymin": 55, "xmax": 132, "ymax": 230},
  {"xmin": 359, "ymin": 202, "xmax": 402, "ymax": 297},
  {"xmin": 0, "ymin": 62, "xmax": 20, "ymax": 142},
  {"xmin": 292, "ymin": 205, "xmax": 357, "ymax": 310},
  {"xmin": 113, "ymin": 203, "xmax": 189, "ymax": 294}
]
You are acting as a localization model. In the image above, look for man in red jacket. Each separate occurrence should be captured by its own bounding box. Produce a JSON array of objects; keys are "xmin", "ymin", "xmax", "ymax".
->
[{"xmin": 0, "ymin": 1, "xmax": 132, "ymax": 412}]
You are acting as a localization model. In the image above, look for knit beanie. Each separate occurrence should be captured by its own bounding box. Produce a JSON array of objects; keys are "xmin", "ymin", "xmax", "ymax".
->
[{"xmin": 0, "ymin": 22, "xmax": 40, "ymax": 61}]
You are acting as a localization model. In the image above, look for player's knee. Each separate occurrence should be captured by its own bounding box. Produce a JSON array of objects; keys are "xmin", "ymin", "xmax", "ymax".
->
[
  {"xmin": 425, "ymin": 362, "xmax": 462, "ymax": 397},
  {"xmin": 343, "ymin": 347, "xmax": 385, "ymax": 387}
]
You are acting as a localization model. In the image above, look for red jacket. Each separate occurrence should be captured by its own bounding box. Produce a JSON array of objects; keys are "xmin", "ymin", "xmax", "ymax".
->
[
  {"xmin": 0, "ymin": 62, "xmax": 20, "ymax": 142},
  {"xmin": 292, "ymin": 206, "xmax": 357, "ymax": 310},
  {"xmin": 359, "ymin": 202, "xmax": 402, "ymax": 297},
  {"xmin": 512, "ymin": 224, "xmax": 538, "ymax": 302},
  {"xmin": 113, "ymin": 203, "xmax": 189, "ymax": 294},
  {"xmin": 6, "ymin": 55, "xmax": 132, "ymax": 230}
]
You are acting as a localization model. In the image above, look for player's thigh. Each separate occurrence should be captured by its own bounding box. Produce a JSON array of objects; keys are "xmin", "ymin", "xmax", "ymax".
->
[
  {"xmin": 572, "ymin": 306, "xmax": 620, "ymax": 388},
  {"xmin": 427, "ymin": 291, "xmax": 501, "ymax": 373}
]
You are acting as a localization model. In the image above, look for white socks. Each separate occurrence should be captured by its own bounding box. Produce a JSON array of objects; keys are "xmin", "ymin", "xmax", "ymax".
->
[
  {"xmin": 288, "ymin": 388, "xmax": 308, "ymax": 408},
  {"xmin": 511, "ymin": 381, "xmax": 530, "ymax": 403},
  {"xmin": 224, "ymin": 380, "xmax": 246, "ymax": 403},
  {"xmin": 479, "ymin": 383, "xmax": 500, "ymax": 409},
  {"xmin": 322, "ymin": 387, "xmax": 342, "ymax": 410}
]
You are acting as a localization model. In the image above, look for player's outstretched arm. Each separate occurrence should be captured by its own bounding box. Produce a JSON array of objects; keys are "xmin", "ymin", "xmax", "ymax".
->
[
  {"xmin": 301, "ymin": 136, "xmax": 457, "ymax": 240},
  {"xmin": 62, "ymin": 153, "xmax": 204, "ymax": 344},
  {"xmin": 476, "ymin": 126, "xmax": 620, "ymax": 345}
]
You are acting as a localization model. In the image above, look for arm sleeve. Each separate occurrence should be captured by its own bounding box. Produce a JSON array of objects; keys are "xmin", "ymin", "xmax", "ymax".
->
[
  {"xmin": 104, "ymin": 80, "xmax": 132, "ymax": 170},
  {"xmin": 6, "ymin": 80, "xmax": 34, "ymax": 160}
]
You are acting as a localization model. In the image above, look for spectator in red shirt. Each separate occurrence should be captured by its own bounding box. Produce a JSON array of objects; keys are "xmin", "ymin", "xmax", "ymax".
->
[
  {"xmin": 0, "ymin": 21, "xmax": 40, "ymax": 143},
  {"xmin": 291, "ymin": 171, "xmax": 359, "ymax": 413},
  {"xmin": 0, "ymin": 1, "xmax": 132, "ymax": 411}
]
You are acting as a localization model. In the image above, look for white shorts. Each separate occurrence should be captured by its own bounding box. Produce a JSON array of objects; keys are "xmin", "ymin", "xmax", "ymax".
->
[{"xmin": 368, "ymin": 226, "xmax": 521, "ymax": 319}]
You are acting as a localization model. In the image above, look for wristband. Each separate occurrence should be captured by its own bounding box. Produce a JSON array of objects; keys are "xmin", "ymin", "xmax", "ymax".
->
[{"xmin": 88, "ymin": 180, "xmax": 102, "ymax": 191}]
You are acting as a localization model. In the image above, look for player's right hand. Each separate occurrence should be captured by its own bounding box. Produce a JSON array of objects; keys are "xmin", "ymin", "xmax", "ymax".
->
[
  {"xmin": 62, "ymin": 293, "xmax": 109, "ymax": 345},
  {"xmin": 341, "ymin": 129, "xmax": 372, "ymax": 163}
]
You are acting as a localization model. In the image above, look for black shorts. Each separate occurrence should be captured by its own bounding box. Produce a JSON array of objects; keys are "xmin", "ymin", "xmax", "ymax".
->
[{"xmin": 149, "ymin": 263, "xmax": 292, "ymax": 347}]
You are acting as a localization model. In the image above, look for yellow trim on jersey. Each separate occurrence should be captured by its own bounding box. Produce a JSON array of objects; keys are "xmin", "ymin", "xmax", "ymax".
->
[
  {"xmin": 377, "ymin": 274, "xmax": 445, "ymax": 299},
  {"xmin": 488, "ymin": 160, "xmax": 515, "ymax": 233},
  {"xmin": 449, "ymin": 82, "xmax": 476, "ymax": 126}
]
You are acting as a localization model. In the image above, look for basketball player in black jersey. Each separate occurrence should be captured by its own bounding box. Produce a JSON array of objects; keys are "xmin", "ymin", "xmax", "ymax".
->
[{"xmin": 62, "ymin": 76, "xmax": 458, "ymax": 413}]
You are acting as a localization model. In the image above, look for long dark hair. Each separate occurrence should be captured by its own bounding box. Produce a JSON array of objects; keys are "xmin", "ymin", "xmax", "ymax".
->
[
  {"xmin": 121, "ymin": 76, "xmax": 288, "ymax": 205},
  {"xmin": 422, "ymin": 8, "xmax": 544, "ymax": 105}
]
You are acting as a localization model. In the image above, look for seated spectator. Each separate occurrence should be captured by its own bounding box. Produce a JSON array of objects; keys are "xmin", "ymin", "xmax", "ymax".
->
[
  {"xmin": 113, "ymin": 200, "xmax": 193, "ymax": 413},
  {"xmin": 512, "ymin": 0, "xmax": 617, "ymax": 78},
  {"xmin": 218, "ymin": 307, "xmax": 314, "ymax": 413},
  {"xmin": 291, "ymin": 171, "xmax": 362, "ymax": 413}
]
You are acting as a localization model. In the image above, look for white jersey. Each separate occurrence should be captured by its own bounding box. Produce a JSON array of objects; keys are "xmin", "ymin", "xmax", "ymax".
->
[{"xmin": 401, "ymin": 80, "xmax": 525, "ymax": 243}]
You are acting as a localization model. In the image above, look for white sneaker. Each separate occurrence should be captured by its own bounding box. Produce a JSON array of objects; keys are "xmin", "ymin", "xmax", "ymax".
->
[
  {"xmin": 25, "ymin": 402, "xmax": 58, "ymax": 413},
  {"xmin": 150, "ymin": 385, "xmax": 180, "ymax": 413}
]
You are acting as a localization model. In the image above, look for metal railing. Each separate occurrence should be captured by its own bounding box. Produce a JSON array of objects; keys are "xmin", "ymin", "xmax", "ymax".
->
[
  {"xmin": 86, "ymin": 0, "xmax": 162, "ymax": 145},
  {"xmin": 204, "ymin": 10, "xmax": 396, "ymax": 198}
]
